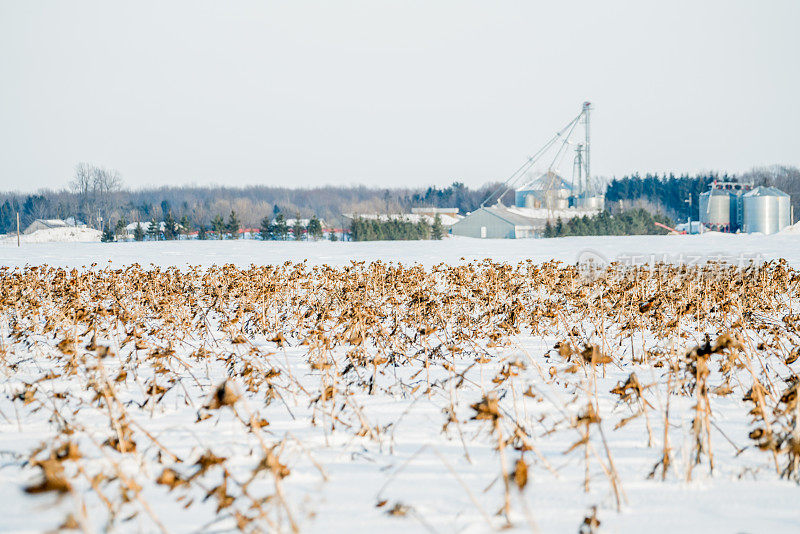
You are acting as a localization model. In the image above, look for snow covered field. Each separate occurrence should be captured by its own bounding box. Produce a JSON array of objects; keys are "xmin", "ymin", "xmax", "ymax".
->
[
  {"xmin": 2, "ymin": 231, "xmax": 800, "ymax": 269},
  {"xmin": 1, "ymin": 235, "xmax": 799, "ymax": 534},
  {"xmin": 0, "ymin": 226, "xmax": 101, "ymax": 245}
]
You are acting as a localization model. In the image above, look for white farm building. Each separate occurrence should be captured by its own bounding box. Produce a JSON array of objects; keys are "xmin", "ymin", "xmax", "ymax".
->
[
  {"xmin": 450, "ymin": 203, "xmax": 601, "ymax": 239},
  {"xmin": 23, "ymin": 218, "xmax": 69, "ymax": 234},
  {"xmin": 449, "ymin": 205, "xmax": 537, "ymax": 239}
]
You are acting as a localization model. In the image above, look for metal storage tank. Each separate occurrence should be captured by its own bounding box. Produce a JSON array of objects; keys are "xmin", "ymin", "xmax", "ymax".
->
[
  {"xmin": 523, "ymin": 194, "xmax": 536, "ymax": 208},
  {"xmin": 515, "ymin": 172, "xmax": 572, "ymax": 209},
  {"xmin": 699, "ymin": 189, "xmax": 731, "ymax": 228},
  {"xmin": 772, "ymin": 187, "xmax": 791, "ymax": 232},
  {"xmin": 743, "ymin": 187, "xmax": 781, "ymax": 234},
  {"xmin": 574, "ymin": 195, "xmax": 604, "ymax": 211}
]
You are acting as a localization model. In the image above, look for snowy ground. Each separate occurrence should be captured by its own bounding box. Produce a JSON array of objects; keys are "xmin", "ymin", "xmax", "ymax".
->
[
  {"xmin": 2, "ymin": 232, "xmax": 800, "ymax": 269},
  {"xmin": 0, "ymin": 226, "xmax": 101, "ymax": 245},
  {"xmin": 1, "ymin": 235, "xmax": 799, "ymax": 533}
]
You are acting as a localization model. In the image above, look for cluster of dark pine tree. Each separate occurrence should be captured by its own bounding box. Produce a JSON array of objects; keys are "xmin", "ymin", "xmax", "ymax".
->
[
  {"xmin": 102, "ymin": 210, "xmax": 334, "ymax": 242},
  {"xmin": 257, "ymin": 213, "xmax": 328, "ymax": 241},
  {"xmin": 0, "ymin": 195, "xmax": 61, "ymax": 234},
  {"xmin": 543, "ymin": 209, "xmax": 673, "ymax": 237},
  {"xmin": 102, "ymin": 210, "xmax": 241, "ymax": 242},
  {"xmin": 350, "ymin": 215, "xmax": 444, "ymax": 241},
  {"xmin": 405, "ymin": 182, "xmax": 512, "ymax": 213},
  {"xmin": 604, "ymin": 173, "xmax": 729, "ymax": 220}
]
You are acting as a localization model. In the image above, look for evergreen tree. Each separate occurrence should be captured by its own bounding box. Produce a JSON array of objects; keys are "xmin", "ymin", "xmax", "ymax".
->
[
  {"xmin": 329, "ymin": 228, "xmax": 338, "ymax": 241},
  {"xmin": 431, "ymin": 214, "xmax": 444, "ymax": 240},
  {"xmin": 115, "ymin": 217, "xmax": 127, "ymax": 240},
  {"xmin": 133, "ymin": 222, "xmax": 145, "ymax": 242},
  {"xmin": 554, "ymin": 217, "xmax": 564, "ymax": 237},
  {"xmin": 543, "ymin": 220, "xmax": 554, "ymax": 238},
  {"xmin": 549, "ymin": 209, "xmax": 672, "ymax": 237},
  {"xmin": 307, "ymin": 215, "xmax": 323, "ymax": 240},
  {"xmin": 274, "ymin": 213, "xmax": 288, "ymax": 240},
  {"xmin": 101, "ymin": 223, "xmax": 115, "ymax": 243},
  {"xmin": 146, "ymin": 217, "xmax": 160, "ymax": 240},
  {"xmin": 227, "ymin": 210, "xmax": 241, "ymax": 239},
  {"xmin": 0, "ymin": 200, "xmax": 19, "ymax": 234},
  {"xmin": 349, "ymin": 216, "xmax": 434, "ymax": 241},
  {"xmin": 197, "ymin": 225, "xmax": 207, "ymax": 240},
  {"xmin": 211, "ymin": 214, "xmax": 225, "ymax": 239},
  {"xmin": 416, "ymin": 220, "xmax": 431, "ymax": 239},
  {"xmin": 292, "ymin": 215, "xmax": 304, "ymax": 241},
  {"xmin": 259, "ymin": 216, "xmax": 273, "ymax": 241},
  {"xmin": 163, "ymin": 211, "xmax": 177, "ymax": 240},
  {"xmin": 179, "ymin": 215, "xmax": 191, "ymax": 238}
]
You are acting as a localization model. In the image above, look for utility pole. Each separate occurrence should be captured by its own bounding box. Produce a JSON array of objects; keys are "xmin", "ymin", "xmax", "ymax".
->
[
  {"xmin": 583, "ymin": 101, "xmax": 591, "ymax": 189},
  {"xmin": 572, "ymin": 144, "xmax": 584, "ymax": 200},
  {"xmin": 685, "ymin": 195, "xmax": 692, "ymax": 234},
  {"xmin": 16, "ymin": 212, "xmax": 20, "ymax": 247}
]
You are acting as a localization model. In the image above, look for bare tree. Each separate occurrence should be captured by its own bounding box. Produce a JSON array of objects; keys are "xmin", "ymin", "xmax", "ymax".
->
[
  {"xmin": 742, "ymin": 165, "xmax": 800, "ymax": 224},
  {"xmin": 70, "ymin": 162, "xmax": 94, "ymax": 225},
  {"xmin": 69, "ymin": 163, "xmax": 123, "ymax": 228},
  {"xmin": 93, "ymin": 166, "xmax": 123, "ymax": 227}
]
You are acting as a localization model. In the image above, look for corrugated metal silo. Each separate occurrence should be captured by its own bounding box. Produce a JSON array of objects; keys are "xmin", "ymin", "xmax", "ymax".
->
[
  {"xmin": 699, "ymin": 189, "xmax": 731, "ymax": 228},
  {"xmin": 515, "ymin": 172, "xmax": 572, "ymax": 209},
  {"xmin": 574, "ymin": 195, "xmax": 605, "ymax": 210},
  {"xmin": 772, "ymin": 187, "xmax": 791, "ymax": 232},
  {"xmin": 524, "ymin": 194, "xmax": 534, "ymax": 208},
  {"xmin": 743, "ymin": 187, "xmax": 780, "ymax": 234}
]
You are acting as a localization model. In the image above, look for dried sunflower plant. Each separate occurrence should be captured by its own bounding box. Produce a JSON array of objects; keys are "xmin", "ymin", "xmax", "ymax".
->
[{"xmin": 0, "ymin": 257, "xmax": 798, "ymax": 532}]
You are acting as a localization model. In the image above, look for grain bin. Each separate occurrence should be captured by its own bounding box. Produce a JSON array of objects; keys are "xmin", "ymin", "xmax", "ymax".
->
[
  {"xmin": 515, "ymin": 172, "xmax": 572, "ymax": 210},
  {"xmin": 772, "ymin": 187, "xmax": 791, "ymax": 232},
  {"xmin": 574, "ymin": 195, "xmax": 605, "ymax": 211},
  {"xmin": 743, "ymin": 187, "xmax": 782, "ymax": 234},
  {"xmin": 699, "ymin": 189, "xmax": 731, "ymax": 229}
]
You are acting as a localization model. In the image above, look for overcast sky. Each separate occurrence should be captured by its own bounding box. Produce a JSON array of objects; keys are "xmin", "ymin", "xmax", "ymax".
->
[{"xmin": 0, "ymin": 1, "xmax": 798, "ymax": 192}]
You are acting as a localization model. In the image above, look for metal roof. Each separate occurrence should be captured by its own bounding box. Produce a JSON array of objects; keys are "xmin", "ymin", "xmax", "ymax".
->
[
  {"xmin": 480, "ymin": 205, "xmax": 538, "ymax": 227},
  {"xmin": 515, "ymin": 172, "xmax": 572, "ymax": 193},
  {"xmin": 744, "ymin": 186, "xmax": 790, "ymax": 198}
]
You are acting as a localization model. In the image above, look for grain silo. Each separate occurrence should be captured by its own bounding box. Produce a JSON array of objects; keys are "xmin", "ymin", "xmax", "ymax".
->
[
  {"xmin": 742, "ymin": 186, "xmax": 791, "ymax": 234},
  {"xmin": 515, "ymin": 171, "xmax": 571, "ymax": 210},
  {"xmin": 573, "ymin": 194, "xmax": 605, "ymax": 210},
  {"xmin": 698, "ymin": 182, "xmax": 753, "ymax": 232},
  {"xmin": 773, "ymin": 187, "xmax": 792, "ymax": 232},
  {"xmin": 699, "ymin": 189, "xmax": 732, "ymax": 230}
]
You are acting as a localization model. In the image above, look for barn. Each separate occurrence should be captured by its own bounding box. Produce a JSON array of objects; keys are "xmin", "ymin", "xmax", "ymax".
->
[
  {"xmin": 449, "ymin": 205, "xmax": 537, "ymax": 239},
  {"xmin": 23, "ymin": 219, "xmax": 68, "ymax": 235}
]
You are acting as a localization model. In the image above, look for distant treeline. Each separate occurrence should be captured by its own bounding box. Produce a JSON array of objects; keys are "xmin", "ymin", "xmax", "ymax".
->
[
  {"xmin": 0, "ymin": 171, "xmax": 509, "ymax": 234},
  {"xmin": 604, "ymin": 166, "xmax": 800, "ymax": 222},
  {"xmin": 605, "ymin": 173, "xmax": 715, "ymax": 220},
  {"xmin": 544, "ymin": 209, "xmax": 673, "ymax": 237},
  {"xmin": 3, "ymin": 163, "xmax": 798, "ymax": 236}
]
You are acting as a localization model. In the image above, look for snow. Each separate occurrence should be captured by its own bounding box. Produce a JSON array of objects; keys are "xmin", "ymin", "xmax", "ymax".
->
[
  {"xmin": 1, "ymin": 234, "xmax": 800, "ymax": 533},
  {"xmin": 779, "ymin": 221, "xmax": 800, "ymax": 234},
  {"xmin": 0, "ymin": 226, "xmax": 101, "ymax": 244},
  {"xmin": 2, "ymin": 232, "xmax": 800, "ymax": 269},
  {"xmin": 344, "ymin": 213, "xmax": 461, "ymax": 226},
  {"xmin": 506, "ymin": 206, "xmax": 600, "ymax": 221}
]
